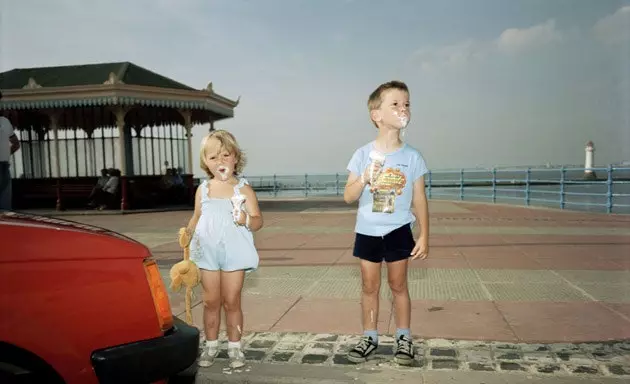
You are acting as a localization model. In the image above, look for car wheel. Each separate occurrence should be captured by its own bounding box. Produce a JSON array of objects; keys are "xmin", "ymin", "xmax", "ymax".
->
[
  {"xmin": 167, "ymin": 362, "xmax": 198, "ymax": 384},
  {"xmin": 0, "ymin": 344, "xmax": 65, "ymax": 384}
]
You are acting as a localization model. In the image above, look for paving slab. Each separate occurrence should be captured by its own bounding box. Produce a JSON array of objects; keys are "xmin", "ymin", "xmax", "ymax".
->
[
  {"xmin": 495, "ymin": 302, "xmax": 630, "ymax": 342},
  {"xmin": 394, "ymin": 300, "xmax": 518, "ymax": 341},
  {"xmin": 57, "ymin": 200, "xmax": 629, "ymax": 346}
]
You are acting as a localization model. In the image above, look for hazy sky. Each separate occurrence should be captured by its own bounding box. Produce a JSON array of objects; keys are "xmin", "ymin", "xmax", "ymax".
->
[{"xmin": 1, "ymin": 0, "xmax": 629, "ymax": 177}]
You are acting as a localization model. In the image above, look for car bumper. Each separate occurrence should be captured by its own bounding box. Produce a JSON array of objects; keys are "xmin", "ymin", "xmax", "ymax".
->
[{"xmin": 91, "ymin": 318, "xmax": 199, "ymax": 384}]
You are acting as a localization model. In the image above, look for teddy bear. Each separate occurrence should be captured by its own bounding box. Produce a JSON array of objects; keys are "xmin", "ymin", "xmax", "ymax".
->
[{"xmin": 169, "ymin": 227, "xmax": 201, "ymax": 326}]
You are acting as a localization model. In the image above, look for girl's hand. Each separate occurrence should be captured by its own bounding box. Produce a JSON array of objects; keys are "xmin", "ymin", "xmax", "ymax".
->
[{"xmin": 235, "ymin": 210, "xmax": 247, "ymax": 226}]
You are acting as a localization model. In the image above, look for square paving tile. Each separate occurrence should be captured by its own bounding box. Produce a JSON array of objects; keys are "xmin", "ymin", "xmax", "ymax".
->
[
  {"xmin": 332, "ymin": 249, "xmax": 360, "ymax": 265},
  {"xmin": 496, "ymin": 302, "xmax": 630, "ymax": 342},
  {"xmin": 422, "ymin": 247, "xmax": 466, "ymax": 259},
  {"xmin": 300, "ymin": 234, "xmax": 354, "ymax": 248},
  {"xmin": 250, "ymin": 266, "xmax": 330, "ymax": 279},
  {"xmin": 458, "ymin": 246, "xmax": 522, "ymax": 259},
  {"xmin": 408, "ymin": 268, "xmax": 479, "ymax": 282},
  {"xmin": 305, "ymin": 279, "xmax": 395, "ymax": 300},
  {"xmin": 500, "ymin": 235, "xmax": 581, "ymax": 245},
  {"xmin": 466, "ymin": 257, "xmax": 544, "ymax": 270},
  {"xmin": 271, "ymin": 298, "xmax": 392, "ymax": 334},
  {"xmin": 243, "ymin": 277, "xmax": 317, "ymax": 296},
  {"xmin": 476, "ymin": 269, "xmax": 564, "ymax": 283},
  {"xmin": 409, "ymin": 258, "xmax": 471, "ymax": 269},
  {"xmin": 394, "ymin": 300, "xmax": 517, "ymax": 342},
  {"xmin": 283, "ymin": 249, "xmax": 347, "ymax": 265},
  {"xmin": 429, "ymin": 201, "xmax": 472, "ymax": 213},
  {"xmin": 186, "ymin": 295, "xmax": 299, "ymax": 332},
  {"xmin": 556, "ymin": 270, "xmax": 630, "ymax": 285},
  {"xmin": 519, "ymin": 245, "xmax": 578, "ymax": 258},
  {"xmin": 257, "ymin": 249, "xmax": 290, "ymax": 261},
  {"xmin": 426, "ymin": 234, "xmax": 456, "ymax": 247},
  {"xmin": 603, "ymin": 303, "xmax": 630, "ymax": 319},
  {"xmin": 408, "ymin": 281, "xmax": 489, "ymax": 301},
  {"xmin": 576, "ymin": 283, "xmax": 630, "ymax": 303},
  {"xmin": 449, "ymin": 234, "xmax": 508, "ymax": 246},
  {"xmin": 451, "ymin": 226, "xmax": 539, "ymax": 235},
  {"xmin": 254, "ymin": 233, "xmax": 316, "ymax": 249},
  {"xmin": 320, "ymin": 265, "xmax": 362, "ymax": 279},
  {"xmin": 533, "ymin": 257, "xmax": 625, "ymax": 271},
  {"xmin": 571, "ymin": 244, "xmax": 630, "ymax": 258},
  {"xmin": 484, "ymin": 282, "xmax": 589, "ymax": 302}
]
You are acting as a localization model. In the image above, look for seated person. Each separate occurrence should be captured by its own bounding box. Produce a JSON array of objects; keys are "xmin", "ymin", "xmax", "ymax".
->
[
  {"xmin": 88, "ymin": 168, "xmax": 109, "ymax": 207},
  {"xmin": 94, "ymin": 168, "xmax": 120, "ymax": 210}
]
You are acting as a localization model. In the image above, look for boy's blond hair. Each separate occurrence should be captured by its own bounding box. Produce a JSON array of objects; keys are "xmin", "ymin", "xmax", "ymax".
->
[
  {"xmin": 367, "ymin": 80, "xmax": 409, "ymax": 128},
  {"xmin": 199, "ymin": 129, "xmax": 247, "ymax": 178}
]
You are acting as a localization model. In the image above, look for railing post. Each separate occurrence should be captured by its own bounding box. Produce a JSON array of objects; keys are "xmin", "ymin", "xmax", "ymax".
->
[
  {"xmin": 525, "ymin": 167, "xmax": 531, "ymax": 206},
  {"xmin": 492, "ymin": 168, "xmax": 497, "ymax": 203},
  {"xmin": 560, "ymin": 167, "xmax": 566, "ymax": 209},
  {"xmin": 304, "ymin": 173, "xmax": 308, "ymax": 197},
  {"xmin": 427, "ymin": 170, "xmax": 432, "ymax": 199},
  {"xmin": 459, "ymin": 169, "xmax": 464, "ymax": 200},
  {"xmin": 606, "ymin": 165, "xmax": 613, "ymax": 214},
  {"xmin": 335, "ymin": 173, "xmax": 340, "ymax": 196},
  {"xmin": 273, "ymin": 174, "xmax": 277, "ymax": 197}
]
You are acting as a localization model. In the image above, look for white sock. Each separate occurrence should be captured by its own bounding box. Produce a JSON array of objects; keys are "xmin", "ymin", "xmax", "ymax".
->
[
  {"xmin": 228, "ymin": 341, "xmax": 241, "ymax": 349},
  {"xmin": 205, "ymin": 339, "xmax": 218, "ymax": 348}
]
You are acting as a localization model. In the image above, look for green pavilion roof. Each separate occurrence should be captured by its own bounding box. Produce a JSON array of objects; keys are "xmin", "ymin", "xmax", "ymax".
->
[
  {"xmin": 0, "ymin": 61, "xmax": 194, "ymax": 91},
  {"xmin": 0, "ymin": 61, "xmax": 239, "ymax": 121}
]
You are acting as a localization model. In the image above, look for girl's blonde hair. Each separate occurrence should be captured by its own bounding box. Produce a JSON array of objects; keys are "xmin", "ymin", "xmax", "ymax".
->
[{"xmin": 199, "ymin": 129, "xmax": 247, "ymax": 178}]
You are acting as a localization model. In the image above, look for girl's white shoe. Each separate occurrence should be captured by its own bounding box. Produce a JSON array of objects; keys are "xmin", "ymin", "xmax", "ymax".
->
[
  {"xmin": 228, "ymin": 345, "xmax": 246, "ymax": 369},
  {"xmin": 198, "ymin": 340, "xmax": 219, "ymax": 367}
]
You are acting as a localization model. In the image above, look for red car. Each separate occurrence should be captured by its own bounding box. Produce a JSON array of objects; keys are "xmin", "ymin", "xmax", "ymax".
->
[{"xmin": 0, "ymin": 212, "xmax": 199, "ymax": 384}]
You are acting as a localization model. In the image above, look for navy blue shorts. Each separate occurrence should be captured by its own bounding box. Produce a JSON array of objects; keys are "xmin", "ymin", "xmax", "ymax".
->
[{"xmin": 353, "ymin": 223, "xmax": 415, "ymax": 264}]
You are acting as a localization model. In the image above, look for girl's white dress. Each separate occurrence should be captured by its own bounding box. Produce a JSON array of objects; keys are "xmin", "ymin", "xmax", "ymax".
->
[{"xmin": 190, "ymin": 178, "xmax": 259, "ymax": 272}]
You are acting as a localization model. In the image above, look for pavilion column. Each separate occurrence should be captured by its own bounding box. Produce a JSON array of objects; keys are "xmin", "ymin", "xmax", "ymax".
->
[
  {"xmin": 48, "ymin": 112, "xmax": 62, "ymax": 211},
  {"xmin": 209, "ymin": 121, "xmax": 215, "ymax": 132},
  {"xmin": 114, "ymin": 108, "xmax": 129, "ymax": 210},
  {"xmin": 85, "ymin": 131, "xmax": 95, "ymax": 176},
  {"xmin": 178, "ymin": 109, "xmax": 195, "ymax": 205}
]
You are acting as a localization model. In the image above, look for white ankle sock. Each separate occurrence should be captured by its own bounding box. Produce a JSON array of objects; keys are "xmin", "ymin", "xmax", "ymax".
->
[
  {"xmin": 205, "ymin": 339, "xmax": 219, "ymax": 348},
  {"xmin": 228, "ymin": 341, "xmax": 241, "ymax": 349}
]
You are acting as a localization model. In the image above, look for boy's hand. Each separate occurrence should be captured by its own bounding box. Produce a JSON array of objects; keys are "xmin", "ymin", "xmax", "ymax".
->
[
  {"xmin": 411, "ymin": 236, "xmax": 429, "ymax": 260},
  {"xmin": 362, "ymin": 162, "xmax": 382, "ymax": 185}
]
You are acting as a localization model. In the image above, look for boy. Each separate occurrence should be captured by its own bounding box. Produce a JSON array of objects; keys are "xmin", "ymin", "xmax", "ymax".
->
[{"xmin": 343, "ymin": 80, "xmax": 429, "ymax": 366}]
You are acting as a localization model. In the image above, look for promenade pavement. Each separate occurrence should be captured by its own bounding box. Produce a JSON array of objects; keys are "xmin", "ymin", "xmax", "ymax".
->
[{"xmin": 49, "ymin": 198, "xmax": 630, "ymax": 380}]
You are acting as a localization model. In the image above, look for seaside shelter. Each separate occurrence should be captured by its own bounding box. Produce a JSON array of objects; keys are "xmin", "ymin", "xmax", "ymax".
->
[{"xmin": 0, "ymin": 61, "xmax": 239, "ymax": 211}]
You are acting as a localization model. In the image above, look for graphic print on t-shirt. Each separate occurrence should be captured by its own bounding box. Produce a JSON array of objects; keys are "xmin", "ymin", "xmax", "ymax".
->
[{"xmin": 370, "ymin": 167, "xmax": 407, "ymax": 213}]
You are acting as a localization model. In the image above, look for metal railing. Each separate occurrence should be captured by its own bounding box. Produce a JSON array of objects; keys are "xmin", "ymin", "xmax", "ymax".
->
[{"xmin": 230, "ymin": 166, "xmax": 630, "ymax": 214}]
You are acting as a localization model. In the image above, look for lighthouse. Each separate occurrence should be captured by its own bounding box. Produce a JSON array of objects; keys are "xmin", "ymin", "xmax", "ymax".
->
[{"xmin": 584, "ymin": 141, "xmax": 597, "ymax": 180}]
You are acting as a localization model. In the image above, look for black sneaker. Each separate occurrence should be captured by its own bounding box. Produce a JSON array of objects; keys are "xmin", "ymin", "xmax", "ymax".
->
[
  {"xmin": 393, "ymin": 335, "xmax": 415, "ymax": 365},
  {"xmin": 347, "ymin": 336, "xmax": 378, "ymax": 363}
]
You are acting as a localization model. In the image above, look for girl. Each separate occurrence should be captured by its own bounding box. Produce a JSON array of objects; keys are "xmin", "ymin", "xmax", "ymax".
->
[{"xmin": 185, "ymin": 130, "xmax": 263, "ymax": 369}]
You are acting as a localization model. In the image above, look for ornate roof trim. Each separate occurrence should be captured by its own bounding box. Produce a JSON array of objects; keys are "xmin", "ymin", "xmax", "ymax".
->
[{"xmin": 0, "ymin": 83, "xmax": 238, "ymax": 117}]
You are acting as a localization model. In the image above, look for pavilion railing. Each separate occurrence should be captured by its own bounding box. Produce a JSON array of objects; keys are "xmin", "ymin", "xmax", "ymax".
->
[
  {"xmin": 10, "ymin": 126, "xmax": 188, "ymax": 178},
  {"xmin": 230, "ymin": 166, "xmax": 630, "ymax": 214}
]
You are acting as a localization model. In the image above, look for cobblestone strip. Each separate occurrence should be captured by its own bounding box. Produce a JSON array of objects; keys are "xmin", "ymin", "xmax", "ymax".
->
[{"xmin": 203, "ymin": 332, "xmax": 630, "ymax": 378}]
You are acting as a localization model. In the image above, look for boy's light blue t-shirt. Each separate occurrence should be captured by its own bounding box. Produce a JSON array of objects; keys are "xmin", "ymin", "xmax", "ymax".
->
[{"xmin": 347, "ymin": 141, "xmax": 429, "ymax": 237}]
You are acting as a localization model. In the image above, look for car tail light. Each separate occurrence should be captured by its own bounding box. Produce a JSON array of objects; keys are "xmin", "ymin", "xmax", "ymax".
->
[{"xmin": 143, "ymin": 259, "xmax": 174, "ymax": 332}]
